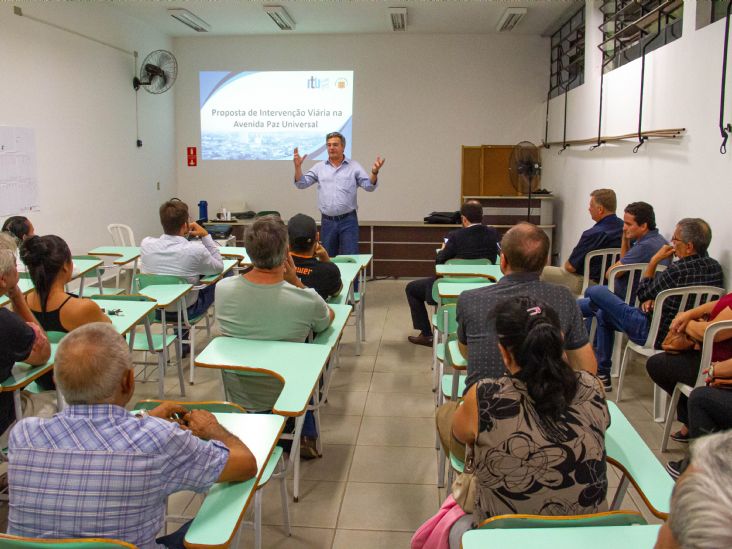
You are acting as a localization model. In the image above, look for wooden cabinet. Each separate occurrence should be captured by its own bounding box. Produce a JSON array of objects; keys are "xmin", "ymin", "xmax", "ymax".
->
[{"xmin": 461, "ymin": 145, "xmax": 520, "ymax": 198}]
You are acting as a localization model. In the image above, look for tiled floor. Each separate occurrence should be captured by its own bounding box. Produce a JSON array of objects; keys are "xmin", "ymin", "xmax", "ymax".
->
[{"xmin": 0, "ymin": 279, "xmax": 684, "ymax": 546}]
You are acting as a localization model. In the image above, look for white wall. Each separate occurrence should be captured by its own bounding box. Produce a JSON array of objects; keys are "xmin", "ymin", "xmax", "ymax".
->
[
  {"xmin": 1, "ymin": 3, "xmax": 175, "ymax": 253},
  {"xmin": 173, "ymin": 33, "xmax": 548, "ymax": 221},
  {"xmin": 543, "ymin": 0, "xmax": 732, "ymax": 276}
]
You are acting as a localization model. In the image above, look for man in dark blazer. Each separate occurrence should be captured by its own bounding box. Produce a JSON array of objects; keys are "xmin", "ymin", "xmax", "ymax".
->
[{"xmin": 405, "ymin": 200, "xmax": 499, "ymax": 346}]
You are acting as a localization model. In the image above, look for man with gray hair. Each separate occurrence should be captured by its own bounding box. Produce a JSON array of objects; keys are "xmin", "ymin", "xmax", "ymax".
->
[
  {"xmin": 215, "ymin": 215, "xmax": 334, "ymax": 457},
  {"xmin": 0, "ymin": 232, "xmax": 50, "ymax": 434},
  {"xmin": 7, "ymin": 323, "xmax": 256, "ymax": 548},
  {"xmin": 542, "ymin": 188, "xmax": 624, "ymax": 294},
  {"xmin": 586, "ymin": 218, "xmax": 723, "ymax": 390},
  {"xmin": 654, "ymin": 430, "xmax": 732, "ymax": 549}
]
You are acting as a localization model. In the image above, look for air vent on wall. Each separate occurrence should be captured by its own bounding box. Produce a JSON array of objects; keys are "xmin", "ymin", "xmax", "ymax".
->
[
  {"xmin": 389, "ymin": 7, "xmax": 407, "ymax": 32},
  {"xmin": 496, "ymin": 7, "xmax": 527, "ymax": 32},
  {"xmin": 168, "ymin": 8, "xmax": 210, "ymax": 32},
  {"xmin": 264, "ymin": 5, "xmax": 296, "ymax": 31}
]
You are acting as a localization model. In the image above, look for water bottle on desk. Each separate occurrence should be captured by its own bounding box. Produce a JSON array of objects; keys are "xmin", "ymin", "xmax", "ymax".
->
[{"xmin": 198, "ymin": 200, "xmax": 208, "ymax": 221}]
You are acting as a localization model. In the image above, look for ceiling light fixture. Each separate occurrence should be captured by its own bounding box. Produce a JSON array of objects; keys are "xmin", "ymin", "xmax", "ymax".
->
[
  {"xmin": 389, "ymin": 7, "xmax": 407, "ymax": 32},
  {"xmin": 264, "ymin": 5, "xmax": 296, "ymax": 31},
  {"xmin": 496, "ymin": 7, "xmax": 527, "ymax": 32},
  {"xmin": 168, "ymin": 8, "xmax": 210, "ymax": 32}
]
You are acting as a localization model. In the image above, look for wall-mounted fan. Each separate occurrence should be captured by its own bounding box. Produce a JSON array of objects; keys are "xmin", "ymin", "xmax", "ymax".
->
[
  {"xmin": 508, "ymin": 141, "xmax": 542, "ymax": 221},
  {"xmin": 133, "ymin": 50, "xmax": 178, "ymax": 94}
]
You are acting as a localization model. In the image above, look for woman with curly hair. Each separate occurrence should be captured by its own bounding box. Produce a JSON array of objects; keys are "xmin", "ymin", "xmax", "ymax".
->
[{"xmin": 448, "ymin": 295, "xmax": 610, "ymax": 547}]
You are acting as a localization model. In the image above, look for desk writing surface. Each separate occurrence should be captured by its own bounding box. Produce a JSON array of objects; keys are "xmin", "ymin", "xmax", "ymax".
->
[
  {"xmin": 88, "ymin": 246, "xmax": 141, "ymax": 265},
  {"xmin": 607, "ymin": 402, "xmax": 673, "ymax": 517},
  {"xmin": 219, "ymin": 247, "xmax": 251, "ymax": 264},
  {"xmin": 436, "ymin": 264, "xmax": 502, "ymax": 281},
  {"xmin": 437, "ymin": 281, "xmax": 492, "ymax": 298},
  {"xmin": 1, "ymin": 343, "xmax": 58, "ymax": 392},
  {"xmin": 334, "ymin": 263, "xmax": 361, "ymax": 288},
  {"xmin": 195, "ymin": 337, "xmax": 330, "ymax": 416},
  {"xmin": 138, "ymin": 284, "xmax": 193, "ymax": 308},
  {"xmin": 93, "ymin": 299, "xmax": 157, "ymax": 335},
  {"xmin": 184, "ymin": 413, "xmax": 285, "ymax": 549},
  {"xmin": 0, "ymin": 279, "xmax": 37, "ymax": 307},
  {"xmin": 72, "ymin": 258, "xmax": 103, "ymax": 278},
  {"xmin": 461, "ymin": 525, "xmax": 660, "ymax": 548},
  {"xmin": 199, "ymin": 259, "xmax": 238, "ymax": 285},
  {"xmin": 313, "ymin": 304, "xmax": 352, "ymax": 348},
  {"xmin": 336, "ymin": 254, "xmax": 373, "ymax": 269}
]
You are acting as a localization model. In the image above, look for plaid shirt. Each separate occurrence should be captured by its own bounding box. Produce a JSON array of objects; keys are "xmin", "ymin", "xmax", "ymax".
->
[
  {"xmin": 8, "ymin": 404, "xmax": 228, "ymax": 549},
  {"xmin": 637, "ymin": 254, "xmax": 724, "ymax": 347}
]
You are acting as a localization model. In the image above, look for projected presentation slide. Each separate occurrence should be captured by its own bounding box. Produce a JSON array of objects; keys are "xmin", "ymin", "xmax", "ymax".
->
[{"xmin": 200, "ymin": 70, "xmax": 354, "ymax": 161}]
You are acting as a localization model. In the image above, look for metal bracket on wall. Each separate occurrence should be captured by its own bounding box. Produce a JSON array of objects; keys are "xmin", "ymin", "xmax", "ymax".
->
[{"xmin": 719, "ymin": 1, "xmax": 732, "ymax": 154}]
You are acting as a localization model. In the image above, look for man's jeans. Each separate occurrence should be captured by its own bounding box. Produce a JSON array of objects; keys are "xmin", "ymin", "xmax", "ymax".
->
[
  {"xmin": 585, "ymin": 285, "xmax": 650, "ymax": 377},
  {"xmin": 320, "ymin": 211, "xmax": 359, "ymax": 257}
]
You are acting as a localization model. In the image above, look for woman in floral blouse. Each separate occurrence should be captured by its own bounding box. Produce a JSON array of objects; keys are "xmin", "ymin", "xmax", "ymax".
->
[{"xmin": 449, "ymin": 296, "xmax": 610, "ymax": 546}]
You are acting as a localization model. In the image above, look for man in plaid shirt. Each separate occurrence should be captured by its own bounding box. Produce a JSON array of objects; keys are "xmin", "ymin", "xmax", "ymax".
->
[
  {"xmin": 585, "ymin": 218, "xmax": 724, "ymax": 391},
  {"xmin": 7, "ymin": 323, "xmax": 257, "ymax": 549}
]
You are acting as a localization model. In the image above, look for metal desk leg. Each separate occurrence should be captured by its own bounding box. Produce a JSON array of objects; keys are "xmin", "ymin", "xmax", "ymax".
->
[
  {"xmin": 13, "ymin": 391, "xmax": 22, "ymax": 421},
  {"xmin": 288, "ymin": 415, "xmax": 306, "ymax": 502}
]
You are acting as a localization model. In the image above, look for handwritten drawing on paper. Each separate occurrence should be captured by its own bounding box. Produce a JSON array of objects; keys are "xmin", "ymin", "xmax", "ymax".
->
[{"xmin": 0, "ymin": 126, "xmax": 40, "ymax": 217}]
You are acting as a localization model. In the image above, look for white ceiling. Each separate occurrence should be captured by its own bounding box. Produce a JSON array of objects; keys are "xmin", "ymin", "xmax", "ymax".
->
[{"xmin": 109, "ymin": 0, "xmax": 584, "ymax": 38}]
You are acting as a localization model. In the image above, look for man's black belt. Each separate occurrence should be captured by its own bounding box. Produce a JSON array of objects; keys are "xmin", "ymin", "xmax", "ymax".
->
[{"xmin": 321, "ymin": 210, "xmax": 356, "ymax": 221}]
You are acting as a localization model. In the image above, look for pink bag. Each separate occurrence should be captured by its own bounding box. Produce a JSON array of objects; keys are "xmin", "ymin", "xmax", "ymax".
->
[{"xmin": 411, "ymin": 495, "xmax": 467, "ymax": 549}]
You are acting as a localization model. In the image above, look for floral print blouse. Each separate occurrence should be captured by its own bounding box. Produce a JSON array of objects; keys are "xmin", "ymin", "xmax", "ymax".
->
[{"xmin": 472, "ymin": 371, "xmax": 610, "ymax": 526}]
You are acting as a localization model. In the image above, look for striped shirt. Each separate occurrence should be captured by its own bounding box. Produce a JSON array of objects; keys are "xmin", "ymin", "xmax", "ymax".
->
[{"xmin": 8, "ymin": 404, "xmax": 228, "ymax": 549}]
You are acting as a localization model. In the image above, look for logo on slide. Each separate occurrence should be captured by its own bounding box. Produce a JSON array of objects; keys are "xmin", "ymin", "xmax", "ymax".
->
[
  {"xmin": 335, "ymin": 78, "xmax": 348, "ymax": 89},
  {"xmin": 307, "ymin": 76, "xmax": 330, "ymax": 89}
]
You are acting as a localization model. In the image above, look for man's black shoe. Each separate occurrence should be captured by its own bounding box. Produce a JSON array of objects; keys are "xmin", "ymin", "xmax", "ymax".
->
[{"xmin": 408, "ymin": 334, "xmax": 433, "ymax": 347}]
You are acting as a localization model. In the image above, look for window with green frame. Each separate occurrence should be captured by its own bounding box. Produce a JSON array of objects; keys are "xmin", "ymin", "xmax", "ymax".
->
[
  {"xmin": 600, "ymin": 0, "xmax": 683, "ymax": 73},
  {"xmin": 549, "ymin": 5, "xmax": 585, "ymax": 100}
]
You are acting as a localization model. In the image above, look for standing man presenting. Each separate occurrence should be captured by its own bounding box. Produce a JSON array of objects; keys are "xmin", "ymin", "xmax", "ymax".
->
[{"xmin": 293, "ymin": 131, "xmax": 385, "ymax": 256}]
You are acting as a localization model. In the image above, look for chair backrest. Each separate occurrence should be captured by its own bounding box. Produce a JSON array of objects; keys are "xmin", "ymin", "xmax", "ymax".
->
[
  {"xmin": 0, "ymin": 534, "xmax": 136, "ymax": 548},
  {"xmin": 330, "ymin": 256, "xmax": 357, "ymax": 264},
  {"xmin": 644, "ymin": 286, "xmax": 726, "ymax": 349},
  {"xmin": 477, "ymin": 510, "xmax": 646, "ymax": 530},
  {"xmin": 431, "ymin": 276, "xmax": 490, "ymax": 304},
  {"xmin": 692, "ymin": 319, "xmax": 732, "ymax": 388},
  {"xmin": 134, "ymin": 273, "xmax": 187, "ymax": 293},
  {"xmin": 134, "ymin": 399, "xmax": 246, "ymax": 414},
  {"xmin": 607, "ymin": 263, "xmax": 647, "ymax": 306},
  {"xmin": 107, "ymin": 224, "xmax": 135, "ymax": 247},
  {"xmin": 444, "ymin": 258, "xmax": 492, "ymax": 266},
  {"xmin": 434, "ymin": 304, "xmax": 458, "ymax": 336},
  {"xmin": 580, "ymin": 248, "xmax": 621, "ymax": 294}
]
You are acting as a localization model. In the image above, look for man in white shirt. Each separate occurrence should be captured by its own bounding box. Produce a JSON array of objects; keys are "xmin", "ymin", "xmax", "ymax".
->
[{"xmin": 140, "ymin": 200, "xmax": 223, "ymax": 332}]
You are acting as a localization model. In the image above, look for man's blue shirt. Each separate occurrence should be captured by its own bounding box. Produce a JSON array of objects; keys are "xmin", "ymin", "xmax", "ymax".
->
[
  {"xmin": 294, "ymin": 157, "xmax": 376, "ymax": 216},
  {"xmin": 567, "ymin": 214, "xmax": 624, "ymax": 280}
]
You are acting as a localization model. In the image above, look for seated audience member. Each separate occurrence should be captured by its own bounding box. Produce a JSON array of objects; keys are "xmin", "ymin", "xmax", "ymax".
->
[
  {"xmin": 2, "ymin": 215, "xmax": 35, "ymax": 272},
  {"xmin": 542, "ymin": 188, "xmax": 624, "ymax": 294},
  {"xmin": 20, "ymin": 235, "xmax": 110, "ymax": 389},
  {"xmin": 140, "ymin": 199, "xmax": 223, "ymax": 324},
  {"xmin": 586, "ymin": 218, "xmax": 724, "ymax": 392},
  {"xmin": 215, "ymin": 216, "xmax": 334, "ymax": 457},
  {"xmin": 655, "ymin": 431, "xmax": 732, "ymax": 549},
  {"xmin": 0, "ymin": 234, "xmax": 50, "ymax": 434},
  {"xmin": 445, "ymin": 297, "xmax": 609, "ymax": 548},
  {"xmin": 287, "ymin": 213, "xmax": 342, "ymax": 300},
  {"xmin": 646, "ymin": 291, "xmax": 732, "ymax": 450},
  {"xmin": 406, "ymin": 200, "xmax": 499, "ymax": 347},
  {"xmin": 458, "ymin": 222, "xmax": 595, "ymax": 389},
  {"xmin": 7, "ymin": 323, "xmax": 256, "ymax": 549}
]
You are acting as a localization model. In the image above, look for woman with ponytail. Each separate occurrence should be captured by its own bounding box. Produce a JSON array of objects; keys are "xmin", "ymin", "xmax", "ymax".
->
[
  {"xmin": 20, "ymin": 235, "xmax": 110, "ymax": 388},
  {"xmin": 447, "ymin": 296, "xmax": 610, "ymax": 547}
]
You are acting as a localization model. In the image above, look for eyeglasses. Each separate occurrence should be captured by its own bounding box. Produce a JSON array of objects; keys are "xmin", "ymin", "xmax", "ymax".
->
[{"xmin": 671, "ymin": 235, "xmax": 685, "ymax": 243}]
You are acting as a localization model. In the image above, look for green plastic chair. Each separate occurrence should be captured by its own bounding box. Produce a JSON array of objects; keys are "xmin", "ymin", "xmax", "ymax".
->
[
  {"xmin": 90, "ymin": 294, "xmax": 183, "ymax": 399},
  {"xmin": 0, "ymin": 534, "xmax": 135, "ymax": 548},
  {"xmin": 134, "ymin": 273, "xmax": 212, "ymax": 385},
  {"xmin": 72, "ymin": 255, "xmax": 124, "ymax": 298},
  {"xmin": 445, "ymin": 258, "xmax": 493, "ymax": 266},
  {"xmin": 477, "ymin": 510, "xmax": 647, "ymax": 529},
  {"xmin": 430, "ymin": 276, "xmax": 488, "ymax": 306},
  {"xmin": 134, "ymin": 400, "xmax": 290, "ymax": 549}
]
